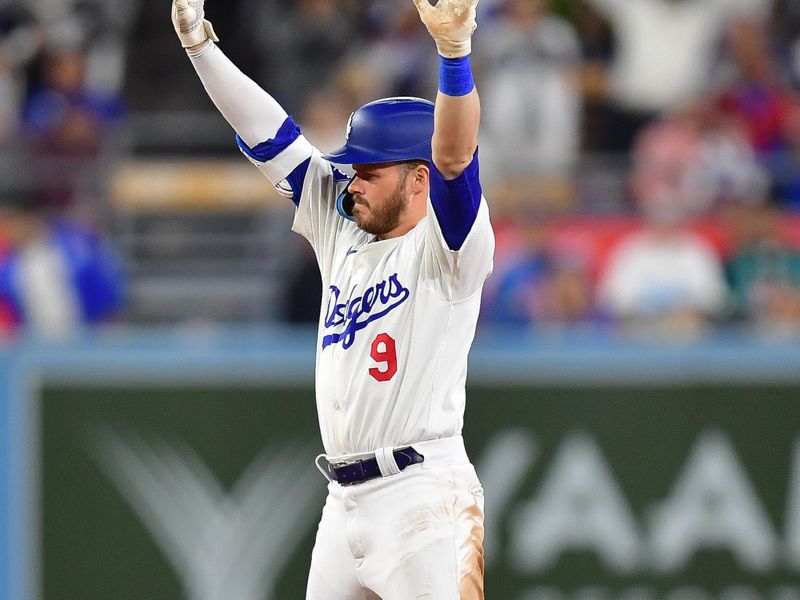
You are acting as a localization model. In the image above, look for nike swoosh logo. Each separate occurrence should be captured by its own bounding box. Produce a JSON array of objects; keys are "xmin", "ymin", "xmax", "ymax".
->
[{"xmin": 346, "ymin": 247, "xmax": 358, "ymax": 256}]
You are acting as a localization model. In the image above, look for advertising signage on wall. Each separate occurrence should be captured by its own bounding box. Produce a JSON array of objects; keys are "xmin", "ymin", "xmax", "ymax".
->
[
  {"xmin": 41, "ymin": 385, "xmax": 800, "ymax": 600},
  {"xmin": 468, "ymin": 387, "xmax": 800, "ymax": 600}
]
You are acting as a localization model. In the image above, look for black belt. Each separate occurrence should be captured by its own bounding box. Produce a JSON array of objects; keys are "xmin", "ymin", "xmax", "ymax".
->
[{"xmin": 330, "ymin": 447, "xmax": 425, "ymax": 486}]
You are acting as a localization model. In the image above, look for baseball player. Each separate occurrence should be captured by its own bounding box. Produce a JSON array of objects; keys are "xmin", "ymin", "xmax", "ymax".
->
[{"xmin": 172, "ymin": 0, "xmax": 493, "ymax": 597}]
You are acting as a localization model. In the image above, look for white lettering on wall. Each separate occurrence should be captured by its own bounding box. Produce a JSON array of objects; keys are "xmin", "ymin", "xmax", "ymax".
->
[
  {"xmin": 648, "ymin": 429, "xmax": 777, "ymax": 572},
  {"xmin": 510, "ymin": 432, "xmax": 641, "ymax": 573},
  {"xmin": 477, "ymin": 429, "xmax": 539, "ymax": 564}
]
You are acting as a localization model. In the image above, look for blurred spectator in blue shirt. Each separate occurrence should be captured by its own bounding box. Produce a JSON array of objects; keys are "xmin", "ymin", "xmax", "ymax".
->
[
  {"xmin": 24, "ymin": 43, "xmax": 123, "ymax": 152},
  {"xmin": 712, "ymin": 17, "xmax": 797, "ymax": 156},
  {"xmin": 764, "ymin": 96, "xmax": 800, "ymax": 211},
  {"xmin": 22, "ymin": 43, "xmax": 124, "ymax": 207},
  {"xmin": 0, "ymin": 182, "xmax": 125, "ymax": 338},
  {"xmin": 482, "ymin": 215, "xmax": 596, "ymax": 327},
  {"xmin": 481, "ymin": 219, "xmax": 552, "ymax": 326}
]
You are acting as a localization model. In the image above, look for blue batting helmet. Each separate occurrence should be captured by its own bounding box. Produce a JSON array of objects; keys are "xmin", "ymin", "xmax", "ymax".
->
[{"xmin": 323, "ymin": 96, "xmax": 434, "ymax": 165}]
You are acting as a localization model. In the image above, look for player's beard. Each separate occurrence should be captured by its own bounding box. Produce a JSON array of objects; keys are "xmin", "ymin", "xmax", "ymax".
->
[{"xmin": 352, "ymin": 173, "xmax": 410, "ymax": 236}]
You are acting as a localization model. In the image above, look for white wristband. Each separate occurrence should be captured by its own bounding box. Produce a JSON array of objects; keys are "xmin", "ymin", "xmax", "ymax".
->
[{"xmin": 177, "ymin": 19, "xmax": 219, "ymax": 49}]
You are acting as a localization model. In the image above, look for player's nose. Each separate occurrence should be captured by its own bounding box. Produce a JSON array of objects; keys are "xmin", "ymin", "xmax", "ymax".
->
[{"xmin": 348, "ymin": 177, "xmax": 364, "ymax": 196}]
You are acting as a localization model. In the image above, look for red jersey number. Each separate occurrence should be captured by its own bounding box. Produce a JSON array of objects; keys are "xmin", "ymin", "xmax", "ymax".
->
[{"xmin": 369, "ymin": 333, "xmax": 397, "ymax": 382}]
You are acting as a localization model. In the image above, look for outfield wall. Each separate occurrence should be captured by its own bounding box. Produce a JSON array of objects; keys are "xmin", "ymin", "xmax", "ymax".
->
[{"xmin": 2, "ymin": 328, "xmax": 800, "ymax": 600}]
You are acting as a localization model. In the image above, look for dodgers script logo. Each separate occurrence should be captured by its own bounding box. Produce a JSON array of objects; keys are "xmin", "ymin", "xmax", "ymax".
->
[{"xmin": 322, "ymin": 273, "xmax": 410, "ymax": 349}]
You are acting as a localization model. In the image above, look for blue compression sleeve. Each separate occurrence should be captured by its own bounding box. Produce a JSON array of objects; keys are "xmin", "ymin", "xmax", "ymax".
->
[{"xmin": 429, "ymin": 149, "xmax": 482, "ymax": 251}]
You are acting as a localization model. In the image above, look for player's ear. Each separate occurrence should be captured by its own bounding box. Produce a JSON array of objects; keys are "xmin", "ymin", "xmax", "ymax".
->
[{"xmin": 410, "ymin": 163, "xmax": 429, "ymax": 193}]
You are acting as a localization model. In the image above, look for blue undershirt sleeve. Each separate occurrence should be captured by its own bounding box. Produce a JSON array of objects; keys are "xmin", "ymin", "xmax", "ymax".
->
[{"xmin": 429, "ymin": 149, "xmax": 482, "ymax": 251}]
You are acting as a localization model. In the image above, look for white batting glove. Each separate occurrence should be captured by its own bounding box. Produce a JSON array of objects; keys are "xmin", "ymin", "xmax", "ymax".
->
[
  {"xmin": 412, "ymin": 0, "xmax": 479, "ymax": 59},
  {"xmin": 171, "ymin": 0, "xmax": 219, "ymax": 49}
]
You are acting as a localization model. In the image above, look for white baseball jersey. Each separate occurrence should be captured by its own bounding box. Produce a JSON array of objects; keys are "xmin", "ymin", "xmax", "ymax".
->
[{"xmin": 240, "ymin": 122, "xmax": 494, "ymax": 457}]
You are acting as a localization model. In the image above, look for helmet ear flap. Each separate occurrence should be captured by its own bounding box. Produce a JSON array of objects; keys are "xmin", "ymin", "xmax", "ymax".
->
[{"xmin": 336, "ymin": 175, "xmax": 357, "ymax": 222}]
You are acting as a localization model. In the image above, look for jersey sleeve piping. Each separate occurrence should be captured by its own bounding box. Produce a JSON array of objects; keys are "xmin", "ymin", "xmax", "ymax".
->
[
  {"xmin": 236, "ymin": 116, "xmax": 301, "ymax": 162},
  {"xmin": 236, "ymin": 116, "xmax": 314, "ymax": 187},
  {"xmin": 283, "ymin": 158, "xmax": 312, "ymax": 207}
]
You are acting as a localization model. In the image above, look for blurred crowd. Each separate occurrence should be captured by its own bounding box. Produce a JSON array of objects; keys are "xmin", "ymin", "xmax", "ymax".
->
[
  {"xmin": 474, "ymin": 0, "xmax": 800, "ymax": 336},
  {"xmin": 1, "ymin": 0, "xmax": 800, "ymax": 338},
  {"xmin": 0, "ymin": 0, "xmax": 131, "ymax": 338}
]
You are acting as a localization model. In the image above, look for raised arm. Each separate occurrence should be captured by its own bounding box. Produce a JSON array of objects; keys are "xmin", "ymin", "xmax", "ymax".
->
[
  {"xmin": 171, "ymin": 0, "xmax": 289, "ymax": 149},
  {"xmin": 413, "ymin": 0, "xmax": 480, "ymax": 180}
]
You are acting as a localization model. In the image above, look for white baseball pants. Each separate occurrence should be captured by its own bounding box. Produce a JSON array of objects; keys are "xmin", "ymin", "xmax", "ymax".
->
[{"xmin": 305, "ymin": 436, "xmax": 485, "ymax": 600}]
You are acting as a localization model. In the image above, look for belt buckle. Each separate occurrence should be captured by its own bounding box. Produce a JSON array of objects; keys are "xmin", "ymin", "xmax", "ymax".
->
[
  {"xmin": 331, "ymin": 453, "xmax": 368, "ymax": 468},
  {"xmin": 331, "ymin": 457, "xmax": 366, "ymax": 486}
]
